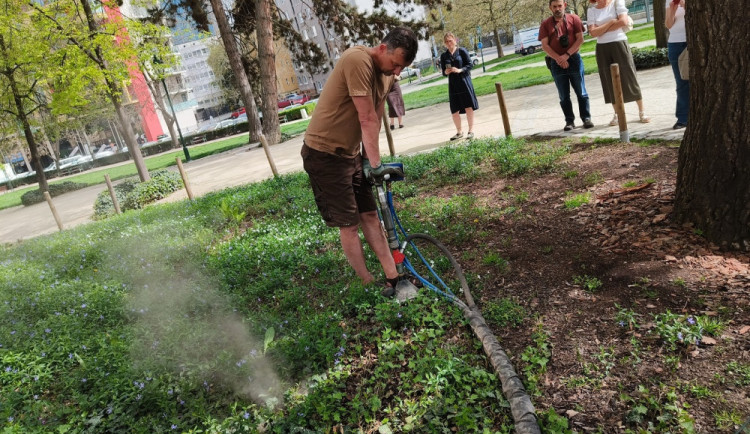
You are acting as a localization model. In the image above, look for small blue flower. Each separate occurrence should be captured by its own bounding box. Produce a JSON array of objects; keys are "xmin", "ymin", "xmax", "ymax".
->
[
  {"xmin": 45, "ymin": 328, "xmax": 51, "ymax": 333},
  {"xmin": 171, "ymin": 424, "xmax": 177, "ymax": 430},
  {"xmin": 618, "ymin": 320, "xmax": 625, "ymax": 327},
  {"xmin": 677, "ymin": 332, "xmax": 684, "ymax": 341},
  {"xmin": 242, "ymin": 412, "xmax": 250, "ymax": 419},
  {"xmin": 687, "ymin": 317, "xmax": 696, "ymax": 325},
  {"xmin": 81, "ymin": 378, "xmax": 87, "ymax": 383}
]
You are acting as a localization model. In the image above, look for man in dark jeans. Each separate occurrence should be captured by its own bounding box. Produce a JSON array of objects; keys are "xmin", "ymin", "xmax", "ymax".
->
[{"xmin": 539, "ymin": 0, "xmax": 594, "ymax": 131}]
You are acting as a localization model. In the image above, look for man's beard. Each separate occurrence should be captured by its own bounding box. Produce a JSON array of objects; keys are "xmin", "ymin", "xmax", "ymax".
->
[{"xmin": 553, "ymin": 10, "xmax": 564, "ymax": 19}]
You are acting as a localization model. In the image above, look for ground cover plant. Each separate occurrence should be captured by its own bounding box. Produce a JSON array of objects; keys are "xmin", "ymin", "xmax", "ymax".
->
[{"xmin": 2, "ymin": 136, "xmax": 748, "ymax": 432}]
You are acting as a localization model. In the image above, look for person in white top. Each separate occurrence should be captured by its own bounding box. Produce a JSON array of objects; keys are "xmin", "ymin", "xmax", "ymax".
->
[
  {"xmin": 666, "ymin": 0, "xmax": 688, "ymax": 129},
  {"xmin": 587, "ymin": 0, "xmax": 650, "ymax": 126}
]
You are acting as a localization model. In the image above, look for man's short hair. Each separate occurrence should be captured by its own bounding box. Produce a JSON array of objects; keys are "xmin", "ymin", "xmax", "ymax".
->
[
  {"xmin": 382, "ymin": 27, "xmax": 418, "ymax": 65},
  {"xmin": 549, "ymin": 0, "xmax": 565, "ymax": 5}
]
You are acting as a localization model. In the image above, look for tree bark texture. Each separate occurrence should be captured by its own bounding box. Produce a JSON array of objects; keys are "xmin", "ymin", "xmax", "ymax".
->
[
  {"xmin": 209, "ymin": 0, "xmax": 278, "ymax": 176},
  {"xmin": 255, "ymin": 0, "xmax": 280, "ymax": 145},
  {"xmin": 674, "ymin": 0, "xmax": 750, "ymax": 251},
  {"xmin": 652, "ymin": 0, "xmax": 667, "ymax": 48},
  {"xmin": 458, "ymin": 302, "xmax": 541, "ymax": 433}
]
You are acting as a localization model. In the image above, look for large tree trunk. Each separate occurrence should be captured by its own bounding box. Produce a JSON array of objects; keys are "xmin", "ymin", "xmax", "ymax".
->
[
  {"xmin": 674, "ymin": 0, "xmax": 750, "ymax": 251},
  {"xmin": 209, "ymin": 0, "xmax": 278, "ymax": 176},
  {"xmin": 256, "ymin": 0, "xmax": 281, "ymax": 144},
  {"xmin": 653, "ymin": 0, "xmax": 667, "ymax": 48}
]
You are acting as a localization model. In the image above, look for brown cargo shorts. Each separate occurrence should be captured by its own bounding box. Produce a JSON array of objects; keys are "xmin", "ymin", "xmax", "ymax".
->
[{"xmin": 301, "ymin": 143, "xmax": 377, "ymax": 227}]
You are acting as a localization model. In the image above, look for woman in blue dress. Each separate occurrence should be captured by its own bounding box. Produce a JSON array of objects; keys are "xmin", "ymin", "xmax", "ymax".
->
[{"xmin": 440, "ymin": 32, "xmax": 479, "ymax": 140}]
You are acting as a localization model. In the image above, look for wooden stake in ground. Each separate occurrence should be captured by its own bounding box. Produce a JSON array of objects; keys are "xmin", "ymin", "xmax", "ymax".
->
[
  {"xmin": 495, "ymin": 83, "xmax": 512, "ymax": 137},
  {"xmin": 104, "ymin": 174, "xmax": 121, "ymax": 214},
  {"xmin": 175, "ymin": 157, "xmax": 194, "ymax": 200},
  {"xmin": 43, "ymin": 191, "xmax": 63, "ymax": 231},
  {"xmin": 382, "ymin": 107, "xmax": 395, "ymax": 156},
  {"xmin": 610, "ymin": 63, "xmax": 629, "ymax": 143}
]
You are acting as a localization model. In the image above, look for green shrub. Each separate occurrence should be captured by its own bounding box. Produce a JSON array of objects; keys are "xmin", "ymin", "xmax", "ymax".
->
[
  {"xmin": 20, "ymin": 181, "xmax": 89, "ymax": 206},
  {"xmin": 279, "ymin": 102, "xmax": 316, "ymax": 121},
  {"xmin": 632, "ymin": 47, "xmax": 669, "ymax": 70},
  {"xmin": 93, "ymin": 170, "xmax": 183, "ymax": 219}
]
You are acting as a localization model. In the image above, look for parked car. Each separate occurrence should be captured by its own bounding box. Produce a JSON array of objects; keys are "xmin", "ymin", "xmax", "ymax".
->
[
  {"xmin": 468, "ymin": 51, "xmax": 480, "ymax": 66},
  {"xmin": 401, "ymin": 66, "xmax": 419, "ymax": 78},
  {"xmin": 94, "ymin": 146, "xmax": 116, "ymax": 159},
  {"xmin": 277, "ymin": 93, "xmax": 310, "ymax": 109},
  {"xmin": 213, "ymin": 119, "xmax": 237, "ymax": 130},
  {"xmin": 156, "ymin": 134, "xmax": 171, "ymax": 143},
  {"xmin": 230, "ymin": 107, "xmax": 246, "ymax": 118}
]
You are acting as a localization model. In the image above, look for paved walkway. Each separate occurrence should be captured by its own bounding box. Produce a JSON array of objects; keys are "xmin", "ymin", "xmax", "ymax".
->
[{"xmin": 0, "ymin": 62, "xmax": 683, "ymax": 244}]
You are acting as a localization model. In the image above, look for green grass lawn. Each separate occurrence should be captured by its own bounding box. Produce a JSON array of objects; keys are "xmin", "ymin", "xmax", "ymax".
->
[{"xmin": 0, "ymin": 122, "xmax": 306, "ymax": 211}]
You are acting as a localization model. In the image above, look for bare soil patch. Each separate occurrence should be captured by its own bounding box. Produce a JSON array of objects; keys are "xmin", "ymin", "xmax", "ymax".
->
[{"xmin": 443, "ymin": 140, "xmax": 749, "ymax": 431}]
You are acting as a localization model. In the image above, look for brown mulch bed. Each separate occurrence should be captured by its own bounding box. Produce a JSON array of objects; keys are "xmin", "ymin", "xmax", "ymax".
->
[{"xmin": 438, "ymin": 140, "xmax": 749, "ymax": 431}]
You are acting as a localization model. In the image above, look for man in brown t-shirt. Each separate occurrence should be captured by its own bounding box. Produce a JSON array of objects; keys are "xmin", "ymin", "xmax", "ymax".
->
[{"xmin": 301, "ymin": 27, "xmax": 418, "ymax": 296}]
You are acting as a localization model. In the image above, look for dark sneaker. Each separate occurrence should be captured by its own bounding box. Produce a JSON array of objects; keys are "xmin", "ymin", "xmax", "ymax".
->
[
  {"xmin": 672, "ymin": 122, "xmax": 687, "ymax": 130},
  {"xmin": 564, "ymin": 122, "xmax": 575, "ymax": 131},
  {"xmin": 450, "ymin": 132, "xmax": 464, "ymax": 141},
  {"xmin": 381, "ymin": 276, "xmax": 399, "ymax": 297},
  {"xmin": 583, "ymin": 118, "xmax": 594, "ymax": 129},
  {"xmin": 466, "ymin": 132, "xmax": 474, "ymax": 139}
]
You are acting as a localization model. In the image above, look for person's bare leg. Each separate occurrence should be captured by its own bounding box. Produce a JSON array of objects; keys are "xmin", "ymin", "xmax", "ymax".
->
[
  {"xmin": 389, "ymin": 117, "xmax": 395, "ymax": 128},
  {"xmin": 339, "ymin": 225, "xmax": 374, "ymax": 284},
  {"xmin": 398, "ymin": 115, "xmax": 403, "ymax": 127},
  {"xmin": 451, "ymin": 112, "xmax": 462, "ymax": 134},
  {"xmin": 359, "ymin": 211, "xmax": 398, "ymax": 279},
  {"xmin": 465, "ymin": 108, "xmax": 474, "ymax": 133},
  {"xmin": 636, "ymin": 99, "xmax": 644, "ymax": 112}
]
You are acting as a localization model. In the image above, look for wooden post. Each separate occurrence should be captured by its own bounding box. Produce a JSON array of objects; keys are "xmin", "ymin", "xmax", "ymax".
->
[
  {"xmin": 494, "ymin": 83, "xmax": 512, "ymax": 137},
  {"xmin": 382, "ymin": 107, "xmax": 395, "ymax": 156},
  {"xmin": 175, "ymin": 157, "xmax": 194, "ymax": 200},
  {"xmin": 43, "ymin": 191, "xmax": 63, "ymax": 231},
  {"xmin": 610, "ymin": 63, "xmax": 630, "ymax": 143},
  {"xmin": 104, "ymin": 174, "xmax": 121, "ymax": 214}
]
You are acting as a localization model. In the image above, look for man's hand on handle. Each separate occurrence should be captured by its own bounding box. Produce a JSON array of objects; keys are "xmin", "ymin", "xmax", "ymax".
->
[{"xmin": 363, "ymin": 160, "xmax": 404, "ymax": 185}]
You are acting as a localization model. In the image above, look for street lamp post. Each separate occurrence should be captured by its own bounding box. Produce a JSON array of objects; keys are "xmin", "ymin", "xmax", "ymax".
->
[{"xmin": 161, "ymin": 78, "xmax": 190, "ymax": 162}]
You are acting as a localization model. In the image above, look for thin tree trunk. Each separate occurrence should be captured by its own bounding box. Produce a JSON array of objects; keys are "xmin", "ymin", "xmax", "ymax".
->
[
  {"xmin": 653, "ymin": 0, "xmax": 667, "ymax": 48},
  {"xmin": 256, "ymin": 0, "xmax": 281, "ymax": 144},
  {"xmin": 674, "ymin": 0, "xmax": 750, "ymax": 251},
  {"xmin": 77, "ymin": 0, "xmax": 149, "ymax": 181},
  {"xmin": 209, "ymin": 0, "xmax": 278, "ymax": 176},
  {"xmin": 493, "ymin": 29, "xmax": 503, "ymax": 58},
  {"xmin": 0, "ymin": 34, "xmax": 48, "ymax": 191}
]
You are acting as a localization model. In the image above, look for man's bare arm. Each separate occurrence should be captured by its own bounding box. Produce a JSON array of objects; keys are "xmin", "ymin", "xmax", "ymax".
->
[{"xmin": 352, "ymin": 95, "xmax": 383, "ymax": 166}]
